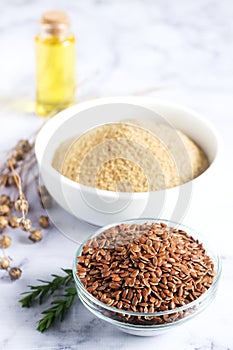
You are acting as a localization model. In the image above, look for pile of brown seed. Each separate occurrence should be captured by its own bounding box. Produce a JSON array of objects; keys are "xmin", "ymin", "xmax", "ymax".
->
[{"xmin": 77, "ymin": 222, "xmax": 215, "ymax": 325}]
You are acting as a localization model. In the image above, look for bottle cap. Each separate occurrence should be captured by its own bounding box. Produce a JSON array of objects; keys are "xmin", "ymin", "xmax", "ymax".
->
[{"xmin": 41, "ymin": 11, "xmax": 70, "ymax": 26}]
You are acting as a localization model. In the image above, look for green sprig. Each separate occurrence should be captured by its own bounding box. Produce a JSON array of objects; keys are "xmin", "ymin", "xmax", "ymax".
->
[
  {"xmin": 19, "ymin": 269, "xmax": 73, "ymax": 307},
  {"xmin": 19, "ymin": 268, "xmax": 77, "ymax": 332},
  {"xmin": 37, "ymin": 287, "xmax": 77, "ymax": 333}
]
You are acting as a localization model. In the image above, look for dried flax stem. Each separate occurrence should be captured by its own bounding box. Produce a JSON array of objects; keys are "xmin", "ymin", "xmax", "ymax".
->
[
  {"xmin": 8, "ymin": 160, "xmax": 23, "ymax": 197},
  {"xmin": 131, "ymin": 84, "xmax": 172, "ymax": 96}
]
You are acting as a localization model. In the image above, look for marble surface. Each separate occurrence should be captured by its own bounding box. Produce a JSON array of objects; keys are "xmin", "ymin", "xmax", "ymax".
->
[{"xmin": 0, "ymin": 0, "xmax": 233, "ymax": 349}]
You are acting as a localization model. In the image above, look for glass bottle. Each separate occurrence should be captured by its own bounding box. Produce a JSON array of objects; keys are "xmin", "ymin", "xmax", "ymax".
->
[{"xmin": 35, "ymin": 11, "xmax": 76, "ymax": 117}]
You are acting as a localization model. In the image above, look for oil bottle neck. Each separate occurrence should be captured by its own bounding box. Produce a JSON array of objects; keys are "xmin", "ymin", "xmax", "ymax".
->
[{"xmin": 38, "ymin": 23, "xmax": 71, "ymax": 38}]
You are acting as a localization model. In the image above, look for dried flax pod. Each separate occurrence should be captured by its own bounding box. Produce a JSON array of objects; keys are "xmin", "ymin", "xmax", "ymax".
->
[{"xmin": 0, "ymin": 137, "xmax": 52, "ymax": 280}]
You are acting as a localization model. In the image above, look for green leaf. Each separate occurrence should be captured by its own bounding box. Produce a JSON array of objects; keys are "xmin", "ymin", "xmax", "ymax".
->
[
  {"xmin": 19, "ymin": 268, "xmax": 77, "ymax": 332},
  {"xmin": 37, "ymin": 287, "xmax": 77, "ymax": 331},
  {"xmin": 19, "ymin": 269, "xmax": 74, "ymax": 308}
]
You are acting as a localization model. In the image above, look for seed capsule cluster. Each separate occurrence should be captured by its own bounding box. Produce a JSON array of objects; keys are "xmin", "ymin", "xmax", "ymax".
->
[{"xmin": 0, "ymin": 138, "xmax": 52, "ymax": 280}]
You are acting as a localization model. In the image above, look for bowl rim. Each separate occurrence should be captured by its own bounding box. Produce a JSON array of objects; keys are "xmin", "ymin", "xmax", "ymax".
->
[
  {"xmin": 73, "ymin": 218, "xmax": 222, "ymax": 317},
  {"xmin": 35, "ymin": 97, "xmax": 220, "ymax": 198}
]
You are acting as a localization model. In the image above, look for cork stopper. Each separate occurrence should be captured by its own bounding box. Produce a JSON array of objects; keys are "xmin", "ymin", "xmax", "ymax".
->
[{"xmin": 41, "ymin": 11, "xmax": 70, "ymax": 25}]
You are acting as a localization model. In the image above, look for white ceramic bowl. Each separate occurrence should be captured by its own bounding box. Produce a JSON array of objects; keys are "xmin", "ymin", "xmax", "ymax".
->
[{"xmin": 35, "ymin": 97, "xmax": 219, "ymax": 226}]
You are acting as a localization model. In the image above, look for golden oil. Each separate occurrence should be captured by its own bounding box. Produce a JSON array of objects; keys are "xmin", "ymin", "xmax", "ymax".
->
[{"xmin": 35, "ymin": 11, "xmax": 76, "ymax": 117}]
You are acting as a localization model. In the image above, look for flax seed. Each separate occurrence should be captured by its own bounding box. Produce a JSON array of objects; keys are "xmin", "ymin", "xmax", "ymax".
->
[{"xmin": 77, "ymin": 221, "xmax": 215, "ymax": 326}]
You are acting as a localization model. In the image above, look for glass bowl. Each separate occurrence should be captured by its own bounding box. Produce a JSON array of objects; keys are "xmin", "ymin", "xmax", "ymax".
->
[{"xmin": 73, "ymin": 219, "xmax": 221, "ymax": 336}]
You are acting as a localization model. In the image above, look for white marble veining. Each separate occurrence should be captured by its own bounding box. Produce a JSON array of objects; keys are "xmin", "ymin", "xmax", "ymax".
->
[{"xmin": 0, "ymin": 0, "xmax": 233, "ymax": 349}]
